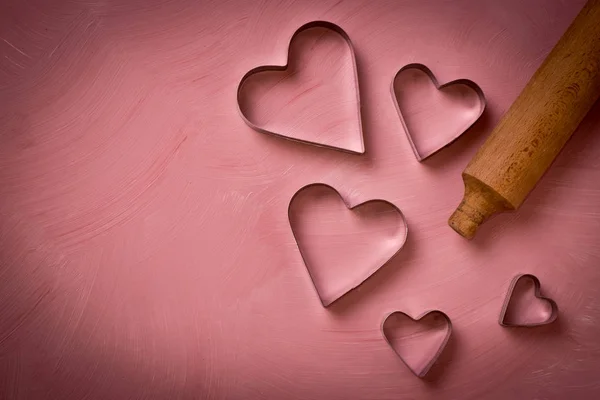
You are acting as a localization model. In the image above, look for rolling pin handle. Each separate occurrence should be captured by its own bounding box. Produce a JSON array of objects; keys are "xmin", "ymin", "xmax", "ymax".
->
[{"xmin": 448, "ymin": 175, "xmax": 513, "ymax": 239}]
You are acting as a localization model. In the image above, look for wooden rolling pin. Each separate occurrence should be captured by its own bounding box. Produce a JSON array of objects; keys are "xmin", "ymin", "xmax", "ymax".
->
[{"xmin": 449, "ymin": 0, "xmax": 600, "ymax": 239}]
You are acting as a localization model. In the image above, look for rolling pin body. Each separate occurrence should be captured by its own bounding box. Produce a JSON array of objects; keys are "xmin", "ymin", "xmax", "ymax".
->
[{"xmin": 449, "ymin": 0, "xmax": 600, "ymax": 239}]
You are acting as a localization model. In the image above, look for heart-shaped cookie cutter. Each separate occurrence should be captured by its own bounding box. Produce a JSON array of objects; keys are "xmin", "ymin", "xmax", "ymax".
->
[
  {"xmin": 288, "ymin": 183, "xmax": 408, "ymax": 307},
  {"xmin": 237, "ymin": 21, "xmax": 365, "ymax": 154},
  {"xmin": 382, "ymin": 310, "xmax": 452, "ymax": 378},
  {"xmin": 391, "ymin": 63, "xmax": 486, "ymax": 161},
  {"xmin": 499, "ymin": 274, "xmax": 559, "ymax": 327}
]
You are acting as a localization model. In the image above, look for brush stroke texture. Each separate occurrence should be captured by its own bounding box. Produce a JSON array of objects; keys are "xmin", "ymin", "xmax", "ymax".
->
[{"xmin": 1, "ymin": 0, "xmax": 599, "ymax": 399}]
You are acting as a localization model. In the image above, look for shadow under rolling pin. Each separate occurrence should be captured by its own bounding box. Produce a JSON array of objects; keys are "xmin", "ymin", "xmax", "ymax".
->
[{"xmin": 448, "ymin": 0, "xmax": 600, "ymax": 240}]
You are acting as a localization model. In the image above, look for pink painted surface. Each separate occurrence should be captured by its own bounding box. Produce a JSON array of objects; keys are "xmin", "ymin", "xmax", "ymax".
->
[{"xmin": 1, "ymin": 0, "xmax": 600, "ymax": 399}]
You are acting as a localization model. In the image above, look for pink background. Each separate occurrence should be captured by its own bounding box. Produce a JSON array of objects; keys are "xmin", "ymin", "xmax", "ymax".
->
[{"xmin": 1, "ymin": 0, "xmax": 600, "ymax": 398}]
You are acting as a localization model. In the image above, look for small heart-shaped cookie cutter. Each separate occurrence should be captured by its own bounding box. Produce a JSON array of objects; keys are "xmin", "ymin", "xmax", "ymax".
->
[
  {"xmin": 237, "ymin": 21, "xmax": 365, "ymax": 154},
  {"xmin": 382, "ymin": 310, "xmax": 452, "ymax": 378},
  {"xmin": 288, "ymin": 183, "xmax": 408, "ymax": 307},
  {"xmin": 391, "ymin": 63, "xmax": 486, "ymax": 161},
  {"xmin": 499, "ymin": 274, "xmax": 559, "ymax": 327}
]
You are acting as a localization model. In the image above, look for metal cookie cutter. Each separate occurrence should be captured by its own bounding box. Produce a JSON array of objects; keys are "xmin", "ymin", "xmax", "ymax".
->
[
  {"xmin": 382, "ymin": 310, "xmax": 452, "ymax": 378},
  {"xmin": 237, "ymin": 21, "xmax": 365, "ymax": 154},
  {"xmin": 391, "ymin": 63, "xmax": 486, "ymax": 161},
  {"xmin": 499, "ymin": 274, "xmax": 559, "ymax": 327},
  {"xmin": 288, "ymin": 183, "xmax": 408, "ymax": 307}
]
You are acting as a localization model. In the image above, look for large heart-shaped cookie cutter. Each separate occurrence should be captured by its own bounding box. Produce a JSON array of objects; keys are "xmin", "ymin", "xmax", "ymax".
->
[
  {"xmin": 499, "ymin": 274, "xmax": 559, "ymax": 327},
  {"xmin": 382, "ymin": 310, "xmax": 452, "ymax": 378},
  {"xmin": 237, "ymin": 21, "xmax": 365, "ymax": 154},
  {"xmin": 391, "ymin": 63, "xmax": 486, "ymax": 161},
  {"xmin": 288, "ymin": 183, "xmax": 407, "ymax": 307}
]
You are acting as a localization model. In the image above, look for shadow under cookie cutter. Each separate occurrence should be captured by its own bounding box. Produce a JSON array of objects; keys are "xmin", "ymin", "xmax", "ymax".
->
[
  {"xmin": 288, "ymin": 183, "xmax": 408, "ymax": 307},
  {"xmin": 237, "ymin": 21, "xmax": 365, "ymax": 154},
  {"xmin": 391, "ymin": 63, "xmax": 486, "ymax": 161},
  {"xmin": 382, "ymin": 310, "xmax": 452, "ymax": 378},
  {"xmin": 499, "ymin": 274, "xmax": 559, "ymax": 327}
]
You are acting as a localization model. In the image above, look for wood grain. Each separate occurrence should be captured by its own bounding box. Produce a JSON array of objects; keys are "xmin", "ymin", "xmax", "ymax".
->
[{"xmin": 449, "ymin": 0, "xmax": 600, "ymax": 239}]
